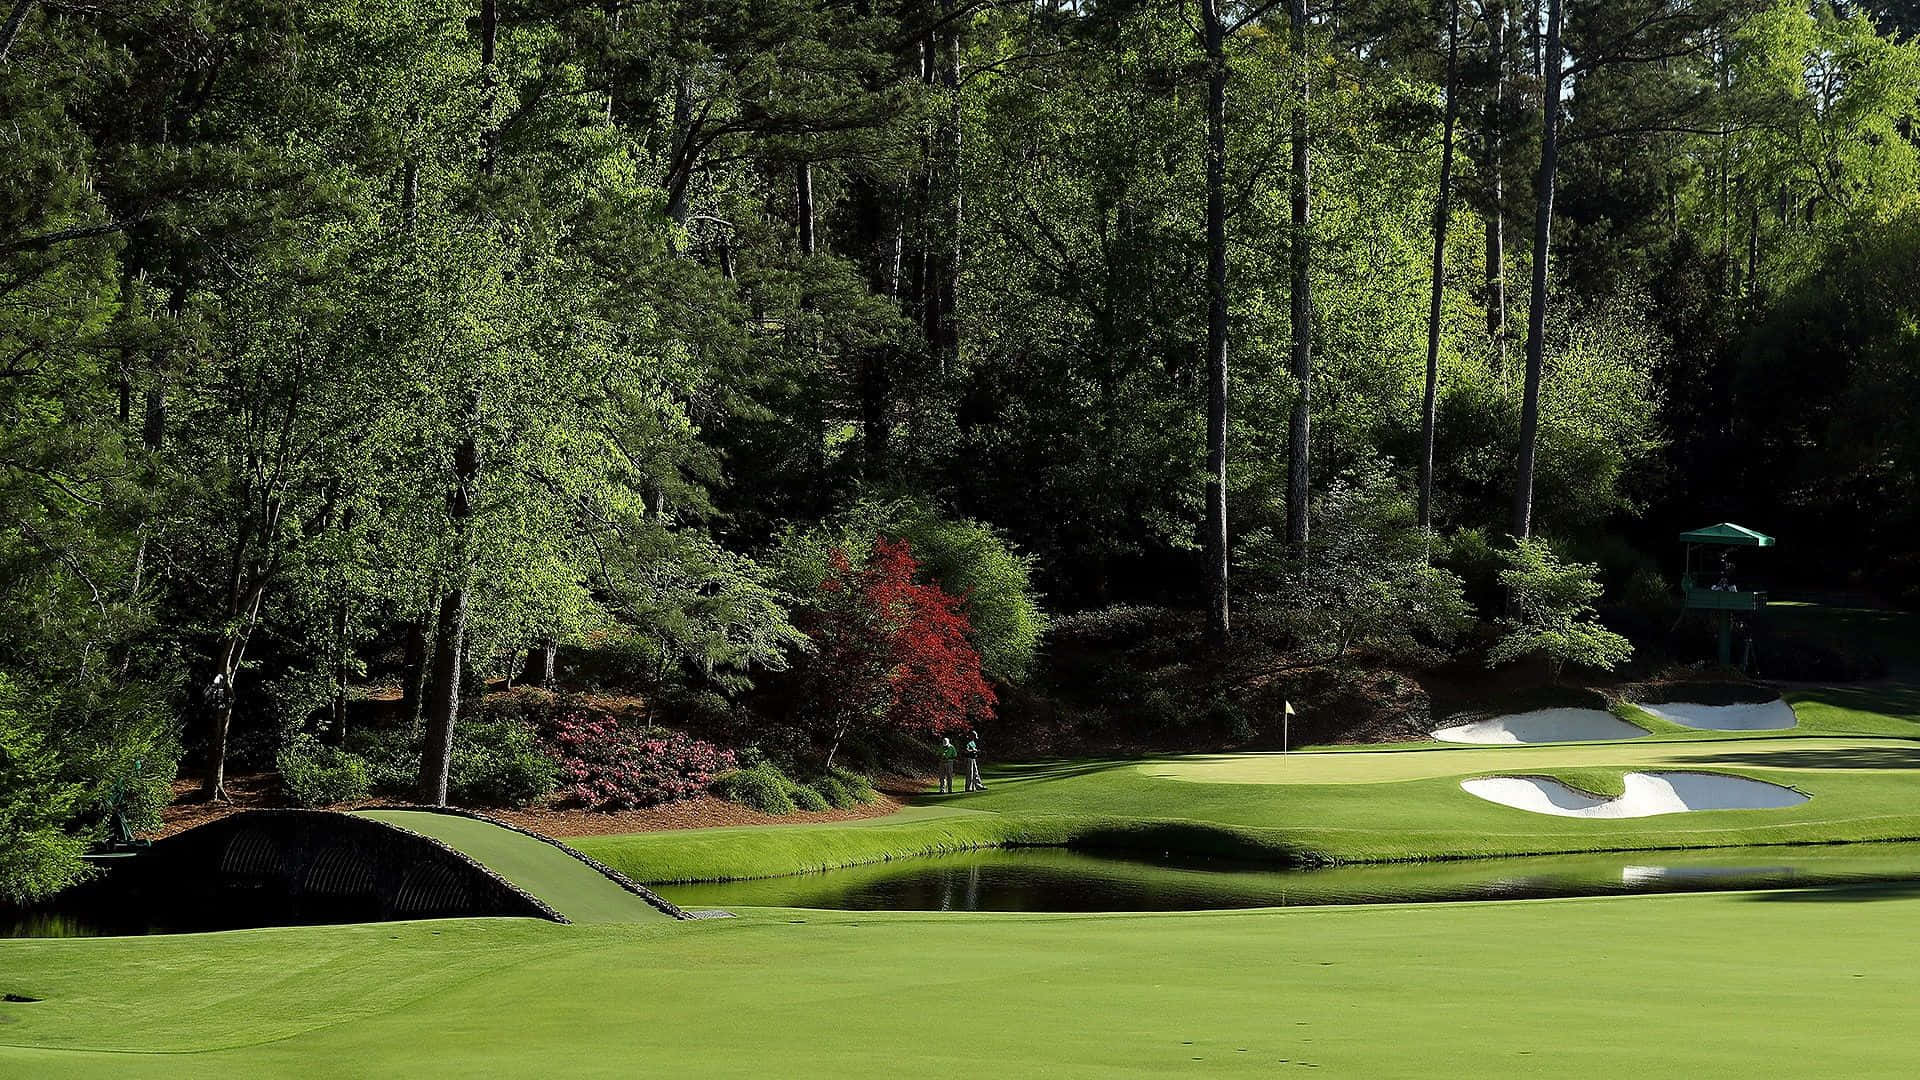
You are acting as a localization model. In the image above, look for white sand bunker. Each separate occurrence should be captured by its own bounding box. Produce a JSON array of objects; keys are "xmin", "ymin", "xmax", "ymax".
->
[
  {"xmin": 1636, "ymin": 699, "xmax": 1797, "ymax": 732},
  {"xmin": 1432, "ymin": 708, "xmax": 1647, "ymax": 745},
  {"xmin": 1461, "ymin": 771, "xmax": 1808, "ymax": 819}
]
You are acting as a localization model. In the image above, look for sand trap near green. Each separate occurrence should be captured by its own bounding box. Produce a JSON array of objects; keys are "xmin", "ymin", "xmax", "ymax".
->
[
  {"xmin": 352, "ymin": 810, "xmax": 673, "ymax": 923},
  {"xmin": 1640, "ymin": 699, "xmax": 1799, "ymax": 731},
  {"xmin": 1461, "ymin": 771, "xmax": 1809, "ymax": 818},
  {"xmin": 1432, "ymin": 707, "xmax": 1648, "ymax": 744}
]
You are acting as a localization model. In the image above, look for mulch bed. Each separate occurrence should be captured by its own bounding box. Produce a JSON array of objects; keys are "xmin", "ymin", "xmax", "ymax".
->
[
  {"xmin": 483, "ymin": 794, "xmax": 908, "ymax": 838},
  {"xmin": 156, "ymin": 773, "xmax": 919, "ymax": 841}
]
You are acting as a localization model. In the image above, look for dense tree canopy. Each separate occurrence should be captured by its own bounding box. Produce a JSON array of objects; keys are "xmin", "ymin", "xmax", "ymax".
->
[{"xmin": 3, "ymin": 0, "xmax": 1918, "ymax": 899}]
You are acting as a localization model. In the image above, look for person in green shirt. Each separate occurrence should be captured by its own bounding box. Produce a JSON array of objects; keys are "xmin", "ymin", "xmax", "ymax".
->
[
  {"xmin": 937, "ymin": 736, "xmax": 957, "ymax": 793},
  {"xmin": 963, "ymin": 730, "xmax": 984, "ymax": 791}
]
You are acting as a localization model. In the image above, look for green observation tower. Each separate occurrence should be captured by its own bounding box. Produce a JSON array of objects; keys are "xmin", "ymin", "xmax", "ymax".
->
[{"xmin": 1679, "ymin": 522, "xmax": 1775, "ymax": 667}]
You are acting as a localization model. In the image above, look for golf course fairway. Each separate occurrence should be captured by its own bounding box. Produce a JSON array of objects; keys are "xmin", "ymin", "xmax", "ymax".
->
[{"xmin": 3, "ymin": 889, "xmax": 1917, "ymax": 1077}]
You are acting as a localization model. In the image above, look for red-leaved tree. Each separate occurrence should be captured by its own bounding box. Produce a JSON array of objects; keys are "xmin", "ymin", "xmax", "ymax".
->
[{"xmin": 802, "ymin": 539, "xmax": 995, "ymax": 766}]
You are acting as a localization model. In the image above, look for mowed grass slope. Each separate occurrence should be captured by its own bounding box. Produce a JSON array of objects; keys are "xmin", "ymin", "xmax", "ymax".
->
[
  {"xmin": 579, "ymin": 603, "xmax": 1920, "ymax": 881},
  {"xmin": 4, "ymin": 891, "xmax": 1919, "ymax": 1078},
  {"xmin": 578, "ymin": 735, "xmax": 1920, "ymax": 879}
]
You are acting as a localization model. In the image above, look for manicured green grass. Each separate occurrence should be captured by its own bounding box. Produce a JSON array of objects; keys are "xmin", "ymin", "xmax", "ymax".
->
[
  {"xmin": 5, "ymin": 891, "xmax": 1920, "ymax": 1077},
  {"xmin": 352, "ymin": 810, "xmax": 671, "ymax": 923},
  {"xmin": 10, "ymin": 600, "xmax": 1920, "ymax": 1077},
  {"xmin": 577, "ymin": 603, "xmax": 1920, "ymax": 881},
  {"xmin": 578, "ymin": 734, "xmax": 1920, "ymax": 880}
]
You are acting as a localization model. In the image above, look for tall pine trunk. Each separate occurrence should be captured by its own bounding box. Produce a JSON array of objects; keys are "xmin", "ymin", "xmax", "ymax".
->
[
  {"xmin": 1484, "ymin": 0, "xmax": 1506, "ymax": 377},
  {"xmin": 418, "ymin": 4, "xmax": 498, "ymax": 803},
  {"xmin": 796, "ymin": 163, "xmax": 815, "ymax": 255},
  {"xmin": 479, "ymin": 0, "xmax": 498, "ymax": 175},
  {"xmin": 932, "ymin": 4, "xmax": 962, "ymax": 376},
  {"xmin": 1200, "ymin": 0, "xmax": 1230, "ymax": 644},
  {"xmin": 1284, "ymin": 0, "xmax": 1313, "ymax": 555},
  {"xmin": 1511, "ymin": 0, "xmax": 1563, "ymax": 539},
  {"xmin": 1419, "ymin": 0, "xmax": 1462, "ymax": 531}
]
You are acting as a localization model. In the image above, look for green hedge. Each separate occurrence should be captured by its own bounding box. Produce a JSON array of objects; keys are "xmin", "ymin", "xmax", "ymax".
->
[{"xmin": 277, "ymin": 735, "xmax": 370, "ymax": 807}]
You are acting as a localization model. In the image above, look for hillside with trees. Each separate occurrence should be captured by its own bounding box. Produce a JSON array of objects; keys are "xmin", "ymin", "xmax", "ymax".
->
[{"xmin": 4, "ymin": 0, "xmax": 1919, "ymax": 901}]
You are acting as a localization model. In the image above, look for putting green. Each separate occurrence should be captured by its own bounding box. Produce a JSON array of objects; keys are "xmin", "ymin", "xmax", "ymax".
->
[
  {"xmin": 353, "ymin": 810, "xmax": 672, "ymax": 923},
  {"xmin": 573, "ymin": 734, "xmax": 1920, "ymax": 878},
  {"xmin": 4, "ymin": 891, "xmax": 1919, "ymax": 1076},
  {"xmin": 1141, "ymin": 736, "xmax": 1920, "ymax": 785}
]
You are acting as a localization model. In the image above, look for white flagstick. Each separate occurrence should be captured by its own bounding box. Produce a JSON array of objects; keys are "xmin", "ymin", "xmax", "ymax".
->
[{"xmin": 1284, "ymin": 700, "xmax": 1295, "ymax": 759}]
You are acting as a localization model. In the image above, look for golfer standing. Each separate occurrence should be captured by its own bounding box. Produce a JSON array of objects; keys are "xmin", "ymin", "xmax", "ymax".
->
[
  {"xmin": 963, "ymin": 730, "xmax": 984, "ymax": 791},
  {"xmin": 937, "ymin": 736, "xmax": 957, "ymax": 793}
]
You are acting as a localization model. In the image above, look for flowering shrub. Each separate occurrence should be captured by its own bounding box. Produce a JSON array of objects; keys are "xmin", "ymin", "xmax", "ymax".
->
[
  {"xmin": 801, "ymin": 538, "xmax": 996, "ymax": 765},
  {"xmin": 541, "ymin": 708, "xmax": 737, "ymax": 811}
]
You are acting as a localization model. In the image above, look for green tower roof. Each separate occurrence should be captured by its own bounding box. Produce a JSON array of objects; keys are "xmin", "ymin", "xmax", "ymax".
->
[{"xmin": 1678, "ymin": 522, "xmax": 1775, "ymax": 547}]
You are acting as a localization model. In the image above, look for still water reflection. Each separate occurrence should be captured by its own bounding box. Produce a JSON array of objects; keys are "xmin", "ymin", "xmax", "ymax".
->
[{"xmin": 657, "ymin": 843, "xmax": 1920, "ymax": 912}]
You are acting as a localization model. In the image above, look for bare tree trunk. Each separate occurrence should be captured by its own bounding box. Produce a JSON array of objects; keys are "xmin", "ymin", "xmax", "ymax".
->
[
  {"xmin": 1528, "ymin": 0, "xmax": 1542, "ymax": 79},
  {"xmin": 128, "ymin": 375, "xmax": 165, "ymax": 603},
  {"xmin": 1511, "ymin": 0, "xmax": 1563, "ymax": 540},
  {"xmin": 418, "ymin": 389, "xmax": 482, "ymax": 805},
  {"xmin": 400, "ymin": 617, "xmax": 430, "ymax": 721},
  {"xmin": 933, "ymin": 4, "xmax": 963, "ymax": 376},
  {"xmin": 855, "ymin": 181, "xmax": 903, "ymax": 477},
  {"xmin": 1284, "ymin": 0, "xmax": 1313, "ymax": 555},
  {"xmin": 418, "ymin": 587, "xmax": 468, "ymax": 805},
  {"xmin": 479, "ymin": 0, "xmax": 499, "ymax": 176},
  {"xmin": 796, "ymin": 163, "xmax": 815, "ymax": 255},
  {"xmin": 401, "ymin": 157, "xmax": 419, "ymax": 231},
  {"xmin": 666, "ymin": 67, "xmax": 694, "ymax": 229},
  {"xmin": 1419, "ymin": 0, "xmax": 1462, "ymax": 532},
  {"xmin": 1484, "ymin": 0, "xmax": 1506, "ymax": 377},
  {"xmin": 329, "ymin": 600, "xmax": 351, "ymax": 740},
  {"xmin": 1200, "ymin": 0, "xmax": 1231, "ymax": 644},
  {"xmin": 0, "ymin": 0, "xmax": 34, "ymax": 63},
  {"xmin": 202, "ymin": 584, "xmax": 266, "ymax": 802},
  {"xmin": 524, "ymin": 636, "xmax": 557, "ymax": 687},
  {"xmin": 202, "ymin": 644, "xmax": 241, "ymax": 803}
]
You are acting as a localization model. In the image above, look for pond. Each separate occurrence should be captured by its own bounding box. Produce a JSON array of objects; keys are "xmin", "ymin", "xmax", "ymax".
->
[
  {"xmin": 654, "ymin": 842, "xmax": 1920, "ymax": 913},
  {"xmin": 12, "ymin": 841, "xmax": 1920, "ymax": 936}
]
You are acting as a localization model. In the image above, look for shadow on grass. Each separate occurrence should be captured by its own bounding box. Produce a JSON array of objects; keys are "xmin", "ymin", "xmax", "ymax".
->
[
  {"xmin": 989, "ymin": 759, "xmax": 1146, "ymax": 784},
  {"xmin": 1703, "ymin": 746, "xmax": 1920, "ymax": 771},
  {"xmin": 1787, "ymin": 684, "xmax": 1920, "ymax": 722},
  {"xmin": 1745, "ymin": 882, "xmax": 1920, "ymax": 904}
]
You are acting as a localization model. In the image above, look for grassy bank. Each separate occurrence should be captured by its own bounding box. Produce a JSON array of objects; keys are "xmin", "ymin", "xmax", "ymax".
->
[
  {"xmin": 573, "ymin": 734, "xmax": 1920, "ymax": 881},
  {"xmin": 5, "ymin": 890, "xmax": 1919, "ymax": 1077}
]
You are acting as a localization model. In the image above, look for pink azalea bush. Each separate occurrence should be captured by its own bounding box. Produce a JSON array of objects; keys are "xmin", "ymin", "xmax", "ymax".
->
[{"xmin": 540, "ymin": 707, "xmax": 737, "ymax": 811}]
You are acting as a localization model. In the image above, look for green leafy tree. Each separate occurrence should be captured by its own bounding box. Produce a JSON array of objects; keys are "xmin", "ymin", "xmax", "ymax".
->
[
  {"xmin": 1255, "ymin": 466, "xmax": 1471, "ymax": 666},
  {"xmin": 1488, "ymin": 537, "xmax": 1632, "ymax": 681}
]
